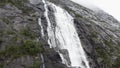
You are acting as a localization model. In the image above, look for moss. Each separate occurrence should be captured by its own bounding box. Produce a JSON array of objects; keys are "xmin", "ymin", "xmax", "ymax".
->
[
  {"xmin": 0, "ymin": 0, "xmax": 33, "ymax": 14},
  {"xmin": 104, "ymin": 39, "xmax": 115, "ymax": 52},
  {"xmin": 112, "ymin": 56, "xmax": 120, "ymax": 68},
  {"xmin": 0, "ymin": 40, "xmax": 43, "ymax": 60},
  {"xmin": 10, "ymin": 0, "xmax": 34, "ymax": 14},
  {"xmin": 96, "ymin": 47, "xmax": 112, "ymax": 67},
  {"xmin": 75, "ymin": 14, "xmax": 83, "ymax": 18},
  {"xmin": 22, "ymin": 40, "xmax": 43, "ymax": 56},
  {"xmin": 20, "ymin": 28, "xmax": 35, "ymax": 39},
  {"xmin": 89, "ymin": 32, "xmax": 98, "ymax": 38},
  {"xmin": 0, "ymin": 64, "xmax": 3, "ymax": 68},
  {"xmin": 29, "ymin": 60, "xmax": 40, "ymax": 68},
  {"xmin": 6, "ymin": 30, "xmax": 16, "ymax": 35},
  {"xmin": 0, "ymin": 0, "xmax": 27, "ymax": 6},
  {"xmin": 0, "ymin": 17, "xmax": 11, "ymax": 24},
  {"xmin": 0, "ymin": 31, "xmax": 3, "ymax": 44},
  {"xmin": 64, "ymin": 7, "xmax": 83, "ymax": 19}
]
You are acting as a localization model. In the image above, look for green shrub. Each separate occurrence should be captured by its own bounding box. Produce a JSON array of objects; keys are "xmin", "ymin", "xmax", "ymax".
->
[
  {"xmin": 20, "ymin": 29, "xmax": 35, "ymax": 39},
  {"xmin": 22, "ymin": 40, "xmax": 43, "ymax": 56},
  {"xmin": 0, "ymin": 40, "xmax": 43, "ymax": 59},
  {"xmin": 0, "ymin": 64, "xmax": 3, "ymax": 68},
  {"xmin": 1, "ymin": 17, "xmax": 10, "ymax": 24},
  {"xmin": 6, "ymin": 30, "xmax": 16, "ymax": 35},
  {"xmin": 30, "ymin": 60, "xmax": 40, "ymax": 68}
]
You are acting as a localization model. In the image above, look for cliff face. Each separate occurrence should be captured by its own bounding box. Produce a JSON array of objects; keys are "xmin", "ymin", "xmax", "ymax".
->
[
  {"xmin": 0, "ymin": 0, "xmax": 43, "ymax": 68},
  {"xmin": 0, "ymin": 0, "xmax": 67, "ymax": 68},
  {"xmin": 0, "ymin": 0, "xmax": 120, "ymax": 68}
]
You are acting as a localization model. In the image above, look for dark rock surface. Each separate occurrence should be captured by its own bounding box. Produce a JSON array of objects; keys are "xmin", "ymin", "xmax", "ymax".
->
[
  {"xmin": 0, "ymin": 0, "xmax": 120, "ymax": 68},
  {"xmin": 0, "ymin": 0, "xmax": 68, "ymax": 68}
]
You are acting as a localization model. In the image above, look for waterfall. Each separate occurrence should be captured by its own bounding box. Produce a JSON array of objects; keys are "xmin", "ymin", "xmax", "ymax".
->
[
  {"xmin": 50, "ymin": 4, "xmax": 90, "ymax": 68},
  {"xmin": 42, "ymin": 0, "xmax": 90, "ymax": 68},
  {"xmin": 38, "ymin": 18, "xmax": 44, "ymax": 37},
  {"xmin": 42, "ymin": 0, "xmax": 56, "ymax": 48},
  {"xmin": 40, "ymin": 54, "xmax": 45, "ymax": 68}
]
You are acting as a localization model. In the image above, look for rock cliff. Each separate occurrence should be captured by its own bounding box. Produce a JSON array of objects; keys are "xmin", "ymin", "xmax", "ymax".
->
[{"xmin": 0, "ymin": 0, "xmax": 120, "ymax": 68}]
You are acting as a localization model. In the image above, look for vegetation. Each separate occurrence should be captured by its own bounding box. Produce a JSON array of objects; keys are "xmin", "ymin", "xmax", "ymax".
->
[
  {"xmin": 89, "ymin": 32, "xmax": 98, "ymax": 38},
  {"xmin": 0, "ymin": 17, "xmax": 11, "ymax": 24},
  {"xmin": 104, "ymin": 39, "xmax": 115, "ymax": 52},
  {"xmin": 0, "ymin": 40, "xmax": 43, "ymax": 60},
  {"xmin": 0, "ymin": 0, "xmax": 28, "ymax": 6},
  {"xmin": 64, "ymin": 6, "xmax": 84, "ymax": 19},
  {"xmin": 0, "ymin": 0, "xmax": 42, "ymax": 67},
  {"xmin": 0, "ymin": 30, "xmax": 3, "ymax": 44},
  {"xmin": 0, "ymin": 0, "xmax": 34, "ymax": 14},
  {"xmin": 0, "ymin": 38, "xmax": 2, "ymax": 44},
  {"xmin": 29, "ymin": 59, "xmax": 41, "ymax": 68},
  {"xmin": 112, "ymin": 56, "xmax": 120, "ymax": 68},
  {"xmin": 22, "ymin": 40, "xmax": 43, "ymax": 56},
  {"xmin": 6, "ymin": 30, "xmax": 16, "ymax": 35},
  {"xmin": 95, "ymin": 47, "xmax": 112, "ymax": 67},
  {"xmin": 0, "ymin": 64, "xmax": 3, "ymax": 68},
  {"xmin": 20, "ymin": 28, "xmax": 35, "ymax": 39}
]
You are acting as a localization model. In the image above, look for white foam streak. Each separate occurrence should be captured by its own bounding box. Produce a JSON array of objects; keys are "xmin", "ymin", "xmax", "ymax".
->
[
  {"xmin": 41, "ymin": 54, "xmax": 45, "ymax": 68},
  {"xmin": 42, "ymin": 0, "xmax": 90, "ymax": 67},
  {"xmin": 50, "ymin": 3, "xmax": 90, "ymax": 68},
  {"xmin": 42, "ymin": 0, "xmax": 56, "ymax": 48},
  {"xmin": 38, "ymin": 18, "xmax": 44, "ymax": 37}
]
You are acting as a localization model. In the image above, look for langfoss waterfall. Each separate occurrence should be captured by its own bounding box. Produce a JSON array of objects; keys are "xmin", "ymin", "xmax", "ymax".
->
[{"xmin": 41, "ymin": 0, "xmax": 90, "ymax": 68}]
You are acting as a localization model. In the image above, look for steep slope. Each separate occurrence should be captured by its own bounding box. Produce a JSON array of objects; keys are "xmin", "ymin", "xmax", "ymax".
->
[
  {"xmin": 0, "ymin": 0, "xmax": 120, "ymax": 68},
  {"xmin": 0, "ymin": 0, "xmax": 44, "ymax": 68},
  {"xmin": 47, "ymin": 0, "xmax": 120, "ymax": 68},
  {"xmin": 0, "ymin": 0, "xmax": 67, "ymax": 68}
]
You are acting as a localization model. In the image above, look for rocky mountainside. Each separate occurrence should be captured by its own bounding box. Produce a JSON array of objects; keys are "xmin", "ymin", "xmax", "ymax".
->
[{"xmin": 0, "ymin": 0, "xmax": 120, "ymax": 68}]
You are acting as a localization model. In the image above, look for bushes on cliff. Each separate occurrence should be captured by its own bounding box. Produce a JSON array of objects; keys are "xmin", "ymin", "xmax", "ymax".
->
[{"xmin": 0, "ymin": 40, "xmax": 43, "ymax": 60}]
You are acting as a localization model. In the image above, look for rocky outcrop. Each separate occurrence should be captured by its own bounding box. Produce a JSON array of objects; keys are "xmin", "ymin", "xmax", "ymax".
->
[
  {"xmin": 0, "ymin": 0, "xmax": 120, "ymax": 68},
  {"xmin": 0, "ymin": 0, "xmax": 67, "ymax": 68}
]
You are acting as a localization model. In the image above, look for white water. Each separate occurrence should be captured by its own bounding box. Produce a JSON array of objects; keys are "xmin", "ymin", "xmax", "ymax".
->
[
  {"xmin": 38, "ymin": 18, "xmax": 44, "ymax": 37},
  {"xmin": 41, "ymin": 54, "xmax": 45, "ymax": 68},
  {"xmin": 50, "ymin": 4, "xmax": 90, "ymax": 68},
  {"xmin": 42, "ymin": 0, "xmax": 90, "ymax": 68},
  {"xmin": 42, "ymin": 0, "xmax": 56, "ymax": 48}
]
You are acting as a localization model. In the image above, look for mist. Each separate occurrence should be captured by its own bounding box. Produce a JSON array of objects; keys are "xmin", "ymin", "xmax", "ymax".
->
[{"xmin": 70, "ymin": 0, "xmax": 120, "ymax": 21}]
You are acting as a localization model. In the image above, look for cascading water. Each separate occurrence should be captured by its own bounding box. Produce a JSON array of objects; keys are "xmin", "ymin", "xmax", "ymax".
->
[
  {"xmin": 50, "ymin": 4, "xmax": 90, "ymax": 68},
  {"xmin": 42, "ymin": 0, "xmax": 56, "ymax": 48},
  {"xmin": 42, "ymin": 0, "xmax": 90, "ymax": 68},
  {"xmin": 38, "ymin": 18, "xmax": 44, "ymax": 37}
]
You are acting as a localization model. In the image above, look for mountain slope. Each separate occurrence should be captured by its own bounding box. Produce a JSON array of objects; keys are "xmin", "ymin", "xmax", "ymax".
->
[
  {"xmin": 0, "ymin": 0, "xmax": 120, "ymax": 68},
  {"xmin": 47, "ymin": 0, "xmax": 120, "ymax": 68}
]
